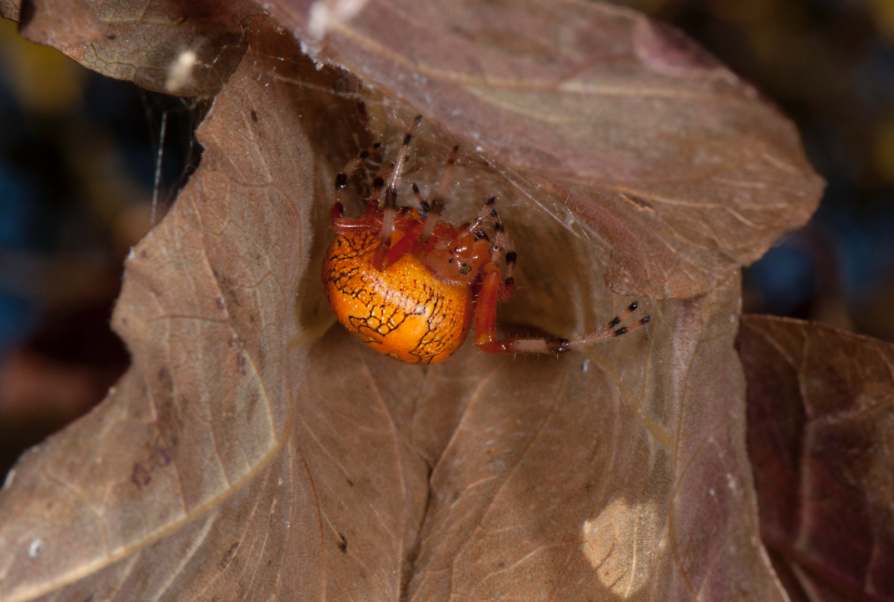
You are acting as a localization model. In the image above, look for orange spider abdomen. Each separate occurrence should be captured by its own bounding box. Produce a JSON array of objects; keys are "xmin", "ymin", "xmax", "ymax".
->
[{"xmin": 322, "ymin": 230, "xmax": 473, "ymax": 365}]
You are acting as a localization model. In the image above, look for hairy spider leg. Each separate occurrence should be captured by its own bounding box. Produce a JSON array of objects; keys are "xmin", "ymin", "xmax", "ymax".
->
[
  {"xmin": 420, "ymin": 145, "xmax": 459, "ymax": 241},
  {"xmin": 475, "ymin": 287, "xmax": 650, "ymax": 355},
  {"xmin": 473, "ymin": 255, "xmax": 512, "ymax": 353},
  {"xmin": 370, "ymin": 116, "xmax": 422, "ymax": 269},
  {"xmin": 559, "ymin": 302, "xmax": 651, "ymax": 349},
  {"xmin": 378, "ymin": 144, "xmax": 462, "ymax": 270},
  {"xmin": 380, "ymin": 115, "xmax": 422, "ymax": 246},
  {"xmin": 472, "ymin": 198, "xmax": 649, "ymax": 354},
  {"xmin": 464, "ymin": 198, "xmax": 494, "ymax": 240},
  {"xmin": 369, "ymin": 163, "xmax": 393, "ymax": 207},
  {"xmin": 464, "ymin": 197, "xmax": 516, "ymax": 301},
  {"xmin": 485, "ymin": 200, "xmax": 517, "ymax": 302},
  {"xmin": 331, "ymin": 115, "xmax": 420, "ymax": 240},
  {"xmin": 411, "ymin": 183, "xmax": 430, "ymax": 213},
  {"xmin": 331, "ymin": 141, "xmax": 383, "ymax": 234}
]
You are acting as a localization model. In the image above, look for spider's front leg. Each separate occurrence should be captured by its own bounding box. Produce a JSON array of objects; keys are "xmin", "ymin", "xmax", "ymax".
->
[
  {"xmin": 473, "ymin": 264, "xmax": 650, "ymax": 355},
  {"xmin": 473, "ymin": 264, "xmax": 517, "ymax": 354},
  {"xmin": 471, "ymin": 199, "xmax": 650, "ymax": 354}
]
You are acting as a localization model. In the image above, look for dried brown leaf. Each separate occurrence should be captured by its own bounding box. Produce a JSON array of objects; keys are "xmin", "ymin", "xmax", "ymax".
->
[
  {"xmin": 18, "ymin": 0, "xmax": 108, "ymax": 47},
  {"xmin": 266, "ymin": 0, "xmax": 824, "ymax": 299},
  {"xmin": 1, "ymin": 0, "xmax": 259, "ymax": 95},
  {"xmin": 739, "ymin": 317, "xmax": 894, "ymax": 602},
  {"xmin": 0, "ymin": 2, "xmax": 828, "ymax": 601}
]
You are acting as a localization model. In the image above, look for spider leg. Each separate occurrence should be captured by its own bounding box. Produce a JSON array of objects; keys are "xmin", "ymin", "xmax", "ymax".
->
[
  {"xmin": 558, "ymin": 302, "xmax": 650, "ymax": 349},
  {"xmin": 485, "ymin": 201, "xmax": 517, "ymax": 302},
  {"xmin": 380, "ymin": 115, "xmax": 422, "ymax": 248},
  {"xmin": 411, "ymin": 183, "xmax": 431, "ymax": 214},
  {"xmin": 369, "ymin": 163, "xmax": 393, "ymax": 206},
  {"xmin": 380, "ymin": 148, "xmax": 458, "ymax": 268},
  {"xmin": 332, "ymin": 141, "xmax": 383, "ymax": 219},
  {"xmin": 475, "ymin": 288, "xmax": 650, "ymax": 355},
  {"xmin": 420, "ymin": 145, "xmax": 459, "ymax": 241},
  {"xmin": 468, "ymin": 199, "xmax": 651, "ymax": 356},
  {"xmin": 473, "ymin": 237, "xmax": 522, "ymax": 353},
  {"xmin": 473, "ymin": 204, "xmax": 648, "ymax": 355},
  {"xmin": 383, "ymin": 222, "xmax": 425, "ymax": 267},
  {"xmin": 465, "ymin": 198, "xmax": 516, "ymax": 301},
  {"xmin": 331, "ymin": 203, "xmax": 379, "ymax": 234}
]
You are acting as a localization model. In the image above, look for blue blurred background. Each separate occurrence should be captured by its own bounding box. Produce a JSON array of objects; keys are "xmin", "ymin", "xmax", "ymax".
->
[
  {"xmin": 1, "ymin": 1, "xmax": 893, "ymax": 478},
  {"xmin": 0, "ymin": 17, "xmax": 197, "ymax": 478}
]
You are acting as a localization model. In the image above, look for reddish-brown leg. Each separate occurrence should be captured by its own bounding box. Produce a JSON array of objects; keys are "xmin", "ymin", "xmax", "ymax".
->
[
  {"xmin": 382, "ymin": 222, "xmax": 425, "ymax": 268},
  {"xmin": 331, "ymin": 211, "xmax": 379, "ymax": 235},
  {"xmin": 464, "ymin": 199, "xmax": 517, "ymax": 302},
  {"xmin": 371, "ymin": 116, "xmax": 423, "ymax": 269},
  {"xmin": 375, "ymin": 122, "xmax": 459, "ymax": 271},
  {"xmin": 474, "ymin": 262, "xmax": 650, "ymax": 355},
  {"xmin": 474, "ymin": 265, "xmax": 515, "ymax": 353}
]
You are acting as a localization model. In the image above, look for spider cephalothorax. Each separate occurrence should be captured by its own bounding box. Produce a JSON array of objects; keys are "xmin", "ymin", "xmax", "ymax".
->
[{"xmin": 322, "ymin": 116, "xmax": 649, "ymax": 365}]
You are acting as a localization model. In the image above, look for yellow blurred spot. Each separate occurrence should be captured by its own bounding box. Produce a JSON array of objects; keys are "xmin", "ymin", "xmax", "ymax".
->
[
  {"xmin": 871, "ymin": 0, "xmax": 894, "ymax": 42},
  {"xmin": 872, "ymin": 113, "xmax": 894, "ymax": 182},
  {"xmin": 0, "ymin": 18, "xmax": 84, "ymax": 114}
]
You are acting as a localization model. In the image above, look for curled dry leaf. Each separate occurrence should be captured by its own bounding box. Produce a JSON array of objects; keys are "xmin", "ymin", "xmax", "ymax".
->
[
  {"xmin": 267, "ymin": 0, "xmax": 824, "ymax": 299},
  {"xmin": 0, "ymin": 1, "xmax": 826, "ymax": 601},
  {"xmin": 0, "ymin": 0, "xmax": 260, "ymax": 96},
  {"xmin": 739, "ymin": 317, "xmax": 894, "ymax": 602}
]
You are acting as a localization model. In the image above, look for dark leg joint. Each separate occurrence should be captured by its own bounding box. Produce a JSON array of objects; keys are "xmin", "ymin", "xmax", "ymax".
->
[
  {"xmin": 385, "ymin": 187, "xmax": 399, "ymax": 207},
  {"xmin": 547, "ymin": 338, "xmax": 571, "ymax": 353},
  {"xmin": 498, "ymin": 277, "xmax": 515, "ymax": 302},
  {"xmin": 335, "ymin": 173, "xmax": 348, "ymax": 189},
  {"xmin": 505, "ymin": 251, "xmax": 517, "ymax": 264}
]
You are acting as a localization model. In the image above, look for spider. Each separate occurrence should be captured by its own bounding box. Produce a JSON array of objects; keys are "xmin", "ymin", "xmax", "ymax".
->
[{"xmin": 322, "ymin": 116, "xmax": 650, "ymax": 365}]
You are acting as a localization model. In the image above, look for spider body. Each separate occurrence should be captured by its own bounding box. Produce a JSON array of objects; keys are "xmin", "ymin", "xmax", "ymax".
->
[
  {"xmin": 323, "ymin": 217, "xmax": 475, "ymax": 364},
  {"xmin": 322, "ymin": 116, "xmax": 649, "ymax": 365}
]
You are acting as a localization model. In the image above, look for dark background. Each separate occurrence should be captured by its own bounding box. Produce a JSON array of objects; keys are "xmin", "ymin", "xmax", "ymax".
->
[
  {"xmin": 1, "ymin": 0, "xmax": 892, "ymax": 479},
  {"xmin": 621, "ymin": 0, "xmax": 894, "ymax": 339}
]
